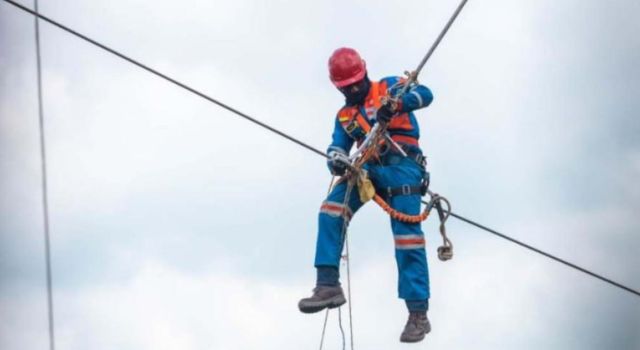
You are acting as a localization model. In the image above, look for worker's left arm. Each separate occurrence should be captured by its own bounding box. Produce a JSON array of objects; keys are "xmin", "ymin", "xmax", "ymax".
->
[{"xmin": 398, "ymin": 84, "xmax": 433, "ymax": 113}]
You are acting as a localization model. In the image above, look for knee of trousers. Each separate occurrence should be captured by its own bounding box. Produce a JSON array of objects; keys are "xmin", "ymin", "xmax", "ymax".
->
[{"xmin": 314, "ymin": 203, "xmax": 352, "ymax": 267}]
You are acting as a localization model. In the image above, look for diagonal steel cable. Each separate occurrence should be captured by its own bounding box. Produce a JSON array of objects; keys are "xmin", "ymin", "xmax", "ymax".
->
[
  {"xmin": 3, "ymin": 0, "xmax": 638, "ymax": 299},
  {"xmin": 2, "ymin": 0, "xmax": 328, "ymax": 160},
  {"xmin": 446, "ymin": 211, "xmax": 640, "ymax": 297}
]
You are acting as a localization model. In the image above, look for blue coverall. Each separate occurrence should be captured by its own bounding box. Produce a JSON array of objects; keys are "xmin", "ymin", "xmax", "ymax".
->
[{"xmin": 314, "ymin": 76, "xmax": 434, "ymax": 310}]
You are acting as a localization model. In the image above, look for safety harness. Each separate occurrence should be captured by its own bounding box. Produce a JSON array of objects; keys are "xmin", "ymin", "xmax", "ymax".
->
[{"xmin": 334, "ymin": 75, "xmax": 454, "ymax": 261}]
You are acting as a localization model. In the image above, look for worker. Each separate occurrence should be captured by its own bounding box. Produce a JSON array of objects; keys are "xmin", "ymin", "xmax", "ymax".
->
[{"xmin": 298, "ymin": 47, "xmax": 435, "ymax": 343}]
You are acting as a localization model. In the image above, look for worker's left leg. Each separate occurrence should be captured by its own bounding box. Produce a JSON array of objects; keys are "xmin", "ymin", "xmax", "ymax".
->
[
  {"xmin": 370, "ymin": 158, "xmax": 430, "ymax": 306},
  {"xmin": 370, "ymin": 158, "xmax": 431, "ymax": 342},
  {"xmin": 389, "ymin": 194, "xmax": 430, "ymax": 309},
  {"xmin": 390, "ymin": 194, "xmax": 432, "ymax": 343}
]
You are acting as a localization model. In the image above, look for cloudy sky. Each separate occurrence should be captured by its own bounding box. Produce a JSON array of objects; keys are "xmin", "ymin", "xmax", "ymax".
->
[{"xmin": 1, "ymin": 0, "xmax": 639, "ymax": 349}]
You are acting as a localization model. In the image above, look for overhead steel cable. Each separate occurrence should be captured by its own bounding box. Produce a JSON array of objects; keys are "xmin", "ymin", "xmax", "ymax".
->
[
  {"xmin": 447, "ymin": 212, "xmax": 640, "ymax": 297},
  {"xmin": 32, "ymin": 0, "xmax": 56, "ymax": 349},
  {"xmin": 4, "ymin": 0, "xmax": 639, "ymax": 299},
  {"xmin": 1, "ymin": 0, "xmax": 328, "ymax": 160}
]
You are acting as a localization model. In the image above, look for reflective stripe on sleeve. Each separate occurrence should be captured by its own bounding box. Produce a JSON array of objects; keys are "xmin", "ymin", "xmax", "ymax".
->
[{"xmin": 410, "ymin": 90, "xmax": 424, "ymax": 107}]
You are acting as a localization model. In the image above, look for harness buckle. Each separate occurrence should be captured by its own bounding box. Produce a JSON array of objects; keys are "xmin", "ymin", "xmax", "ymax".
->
[
  {"xmin": 421, "ymin": 171, "xmax": 430, "ymax": 196},
  {"xmin": 415, "ymin": 153, "xmax": 426, "ymax": 167},
  {"xmin": 401, "ymin": 184, "xmax": 411, "ymax": 195}
]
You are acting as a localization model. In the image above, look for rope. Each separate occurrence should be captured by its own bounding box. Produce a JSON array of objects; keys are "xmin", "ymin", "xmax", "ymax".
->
[
  {"xmin": 338, "ymin": 307, "xmax": 346, "ymax": 350},
  {"xmin": 33, "ymin": 0, "xmax": 56, "ymax": 349},
  {"xmin": 432, "ymin": 194, "xmax": 454, "ymax": 261},
  {"xmin": 318, "ymin": 309, "xmax": 329, "ymax": 350},
  {"xmin": 318, "ymin": 175, "xmax": 351, "ymax": 350},
  {"xmin": 373, "ymin": 194, "xmax": 430, "ymax": 223},
  {"xmin": 341, "ymin": 180, "xmax": 356, "ymax": 350},
  {"xmin": 318, "ymin": 176, "xmax": 337, "ymax": 350},
  {"xmin": 4, "ymin": 0, "xmax": 639, "ymax": 300},
  {"xmin": 318, "ymin": 304, "xmax": 348, "ymax": 350}
]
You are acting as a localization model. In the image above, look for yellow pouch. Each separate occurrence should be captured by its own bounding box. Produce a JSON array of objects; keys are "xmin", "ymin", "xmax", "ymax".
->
[{"xmin": 357, "ymin": 170, "xmax": 376, "ymax": 203}]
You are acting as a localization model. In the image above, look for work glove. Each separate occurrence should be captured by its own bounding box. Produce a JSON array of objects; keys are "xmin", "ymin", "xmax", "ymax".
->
[
  {"xmin": 376, "ymin": 101, "xmax": 400, "ymax": 124},
  {"xmin": 327, "ymin": 150, "xmax": 349, "ymax": 176}
]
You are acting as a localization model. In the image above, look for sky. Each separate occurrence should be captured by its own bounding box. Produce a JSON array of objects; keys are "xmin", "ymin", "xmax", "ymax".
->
[{"xmin": 1, "ymin": 0, "xmax": 639, "ymax": 349}]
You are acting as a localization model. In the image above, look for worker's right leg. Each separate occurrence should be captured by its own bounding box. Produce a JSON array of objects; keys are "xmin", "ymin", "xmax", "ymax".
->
[{"xmin": 299, "ymin": 180, "xmax": 364, "ymax": 314}]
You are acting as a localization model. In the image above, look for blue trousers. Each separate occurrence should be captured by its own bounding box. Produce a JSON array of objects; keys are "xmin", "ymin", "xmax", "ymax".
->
[{"xmin": 314, "ymin": 157, "xmax": 430, "ymax": 302}]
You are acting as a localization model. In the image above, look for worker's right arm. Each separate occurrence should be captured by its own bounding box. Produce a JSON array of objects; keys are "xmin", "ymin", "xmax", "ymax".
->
[{"xmin": 326, "ymin": 116, "xmax": 354, "ymax": 175}]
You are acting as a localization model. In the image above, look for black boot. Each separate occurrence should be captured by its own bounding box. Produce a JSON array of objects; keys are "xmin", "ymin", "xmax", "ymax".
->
[
  {"xmin": 298, "ymin": 286, "xmax": 346, "ymax": 314},
  {"xmin": 400, "ymin": 311, "xmax": 431, "ymax": 343}
]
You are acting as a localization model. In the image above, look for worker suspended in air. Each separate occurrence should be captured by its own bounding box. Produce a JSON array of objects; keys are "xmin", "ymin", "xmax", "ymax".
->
[{"xmin": 298, "ymin": 47, "xmax": 434, "ymax": 343}]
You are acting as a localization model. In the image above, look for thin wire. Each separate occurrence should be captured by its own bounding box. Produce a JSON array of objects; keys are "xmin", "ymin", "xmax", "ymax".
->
[
  {"xmin": 4, "ymin": 0, "xmax": 639, "ymax": 299},
  {"xmin": 447, "ymin": 211, "xmax": 640, "ymax": 297},
  {"xmin": 33, "ymin": 0, "xmax": 56, "ymax": 349},
  {"xmin": 1, "ymin": 0, "xmax": 328, "ymax": 160}
]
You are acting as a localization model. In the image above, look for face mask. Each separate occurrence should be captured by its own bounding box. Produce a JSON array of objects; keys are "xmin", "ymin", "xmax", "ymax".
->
[{"xmin": 340, "ymin": 76, "xmax": 371, "ymax": 106}]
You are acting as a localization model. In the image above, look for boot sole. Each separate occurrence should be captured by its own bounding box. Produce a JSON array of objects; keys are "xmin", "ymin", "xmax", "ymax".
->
[
  {"xmin": 400, "ymin": 322, "xmax": 431, "ymax": 343},
  {"xmin": 298, "ymin": 294, "xmax": 347, "ymax": 314}
]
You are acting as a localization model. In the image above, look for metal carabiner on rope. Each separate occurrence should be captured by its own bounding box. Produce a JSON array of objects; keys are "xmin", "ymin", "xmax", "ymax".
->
[{"xmin": 426, "ymin": 191, "xmax": 454, "ymax": 261}]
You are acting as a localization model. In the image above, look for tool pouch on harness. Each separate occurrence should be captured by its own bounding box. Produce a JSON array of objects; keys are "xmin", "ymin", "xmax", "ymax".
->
[{"xmin": 357, "ymin": 170, "xmax": 376, "ymax": 203}]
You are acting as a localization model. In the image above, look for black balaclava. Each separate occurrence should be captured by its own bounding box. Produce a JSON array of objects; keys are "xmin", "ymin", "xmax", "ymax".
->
[{"xmin": 342, "ymin": 74, "xmax": 371, "ymax": 106}]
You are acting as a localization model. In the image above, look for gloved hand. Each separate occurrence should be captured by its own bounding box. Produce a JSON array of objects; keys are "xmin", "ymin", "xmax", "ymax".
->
[
  {"xmin": 327, "ymin": 150, "xmax": 349, "ymax": 176},
  {"xmin": 376, "ymin": 101, "xmax": 399, "ymax": 124}
]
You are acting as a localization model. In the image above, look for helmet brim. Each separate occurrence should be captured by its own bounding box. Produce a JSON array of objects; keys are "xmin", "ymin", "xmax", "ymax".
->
[{"xmin": 331, "ymin": 69, "xmax": 367, "ymax": 88}]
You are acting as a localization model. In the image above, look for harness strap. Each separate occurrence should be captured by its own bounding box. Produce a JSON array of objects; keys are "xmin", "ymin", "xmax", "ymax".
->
[
  {"xmin": 385, "ymin": 184, "xmax": 423, "ymax": 197},
  {"xmin": 378, "ymin": 148, "xmax": 425, "ymax": 165},
  {"xmin": 355, "ymin": 113, "xmax": 372, "ymax": 133},
  {"xmin": 390, "ymin": 134, "xmax": 419, "ymax": 146}
]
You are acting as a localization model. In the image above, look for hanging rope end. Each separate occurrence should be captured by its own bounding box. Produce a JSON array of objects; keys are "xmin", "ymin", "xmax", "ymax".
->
[{"xmin": 437, "ymin": 244, "xmax": 453, "ymax": 261}]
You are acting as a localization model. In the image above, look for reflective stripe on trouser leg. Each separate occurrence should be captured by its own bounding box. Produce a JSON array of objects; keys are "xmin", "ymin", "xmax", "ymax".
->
[
  {"xmin": 390, "ymin": 193, "xmax": 430, "ymax": 301},
  {"xmin": 314, "ymin": 180, "xmax": 364, "ymax": 268}
]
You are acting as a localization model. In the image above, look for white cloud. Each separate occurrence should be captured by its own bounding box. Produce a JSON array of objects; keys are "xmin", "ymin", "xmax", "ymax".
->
[
  {"xmin": 2, "ymin": 0, "xmax": 640, "ymax": 349},
  {"xmin": 52, "ymin": 259, "xmax": 322, "ymax": 350}
]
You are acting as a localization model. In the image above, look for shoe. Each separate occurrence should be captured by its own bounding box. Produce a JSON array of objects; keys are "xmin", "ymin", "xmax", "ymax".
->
[
  {"xmin": 400, "ymin": 312, "xmax": 431, "ymax": 343},
  {"xmin": 298, "ymin": 285, "xmax": 346, "ymax": 314}
]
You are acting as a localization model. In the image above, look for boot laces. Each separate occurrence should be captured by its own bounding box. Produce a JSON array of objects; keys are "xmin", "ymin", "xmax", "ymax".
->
[{"xmin": 408, "ymin": 313, "xmax": 425, "ymax": 327}]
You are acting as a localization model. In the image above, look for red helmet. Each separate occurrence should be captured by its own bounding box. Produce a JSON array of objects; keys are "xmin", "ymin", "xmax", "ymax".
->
[{"xmin": 328, "ymin": 47, "xmax": 367, "ymax": 88}]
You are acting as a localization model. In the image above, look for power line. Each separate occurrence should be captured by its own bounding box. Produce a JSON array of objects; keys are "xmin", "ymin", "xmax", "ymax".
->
[
  {"xmin": 4, "ymin": 0, "xmax": 639, "ymax": 299},
  {"xmin": 2, "ymin": 0, "xmax": 328, "ymax": 160},
  {"xmin": 32, "ymin": 0, "xmax": 56, "ymax": 349},
  {"xmin": 447, "ymin": 212, "xmax": 640, "ymax": 297}
]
